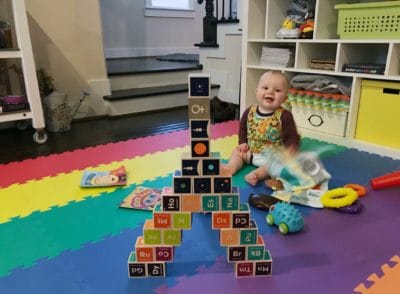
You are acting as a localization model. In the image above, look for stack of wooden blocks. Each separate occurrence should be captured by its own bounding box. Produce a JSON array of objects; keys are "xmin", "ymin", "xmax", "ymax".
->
[{"xmin": 127, "ymin": 74, "xmax": 273, "ymax": 278}]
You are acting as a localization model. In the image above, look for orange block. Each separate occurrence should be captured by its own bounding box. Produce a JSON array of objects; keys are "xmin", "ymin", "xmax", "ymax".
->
[
  {"xmin": 135, "ymin": 236, "xmax": 155, "ymax": 262},
  {"xmin": 181, "ymin": 195, "xmax": 201, "ymax": 212},
  {"xmin": 212, "ymin": 212, "xmax": 232, "ymax": 229},
  {"xmin": 143, "ymin": 219, "xmax": 154, "ymax": 229},
  {"xmin": 154, "ymin": 213, "xmax": 172, "ymax": 228},
  {"xmin": 220, "ymin": 229, "xmax": 239, "ymax": 246}
]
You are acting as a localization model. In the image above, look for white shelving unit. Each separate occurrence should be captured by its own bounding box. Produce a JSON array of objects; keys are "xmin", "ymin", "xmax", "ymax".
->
[
  {"xmin": 240, "ymin": 0, "xmax": 400, "ymax": 159},
  {"xmin": 0, "ymin": 0, "xmax": 46, "ymax": 143}
]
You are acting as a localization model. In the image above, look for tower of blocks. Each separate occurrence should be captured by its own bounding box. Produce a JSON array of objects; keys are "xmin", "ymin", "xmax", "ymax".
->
[{"xmin": 127, "ymin": 74, "xmax": 273, "ymax": 278}]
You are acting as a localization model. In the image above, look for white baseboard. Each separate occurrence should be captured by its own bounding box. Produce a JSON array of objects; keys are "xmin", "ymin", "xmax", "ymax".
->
[{"xmin": 104, "ymin": 47, "xmax": 199, "ymax": 59}]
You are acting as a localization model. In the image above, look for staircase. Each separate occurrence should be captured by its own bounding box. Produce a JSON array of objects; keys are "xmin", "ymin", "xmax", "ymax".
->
[{"xmin": 104, "ymin": 56, "xmax": 219, "ymax": 117}]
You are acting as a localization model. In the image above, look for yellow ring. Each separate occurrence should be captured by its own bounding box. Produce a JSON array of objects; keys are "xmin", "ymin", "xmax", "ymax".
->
[{"xmin": 321, "ymin": 188, "xmax": 358, "ymax": 208}]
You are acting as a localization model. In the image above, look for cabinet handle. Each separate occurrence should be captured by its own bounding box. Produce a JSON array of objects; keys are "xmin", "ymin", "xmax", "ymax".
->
[
  {"xmin": 308, "ymin": 114, "xmax": 324, "ymax": 127},
  {"xmin": 383, "ymin": 88, "xmax": 400, "ymax": 95}
]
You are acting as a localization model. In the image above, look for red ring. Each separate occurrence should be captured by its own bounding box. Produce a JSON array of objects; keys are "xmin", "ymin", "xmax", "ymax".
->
[{"xmin": 344, "ymin": 184, "xmax": 367, "ymax": 197}]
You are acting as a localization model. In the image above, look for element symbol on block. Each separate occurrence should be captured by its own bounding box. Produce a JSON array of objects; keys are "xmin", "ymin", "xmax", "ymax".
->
[
  {"xmin": 212, "ymin": 212, "xmax": 232, "ymax": 229},
  {"xmin": 247, "ymin": 245, "xmax": 264, "ymax": 261},
  {"xmin": 255, "ymin": 261, "xmax": 272, "ymax": 276},
  {"xmin": 202, "ymin": 195, "xmax": 220, "ymax": 212},
  {"xmin": 172, "ymin": 212, "xmax": 192, "ymax": 229},
  {"xmin": 233, "ymin": 212, "xmax": 250, "ymax": 228},
  {"xmin": 236, "ymin": 262, "xmax": 254, "ymax": 277},
  {"xmin": 155, "ymin": 246, "xmax": 174, "ymax": 262},
  {"xmin": 162, "ymin": 195, "xmax": 181, "ymax": 211},
  {"xmin": 147, "ymin": 263, "xmax": 165, "ymax": 277},
  {"xmin": 163, "ymin": 229, "xmax": 182, "ymax": 246},
  {"xmin": 153, "ymin": 213, "xmax": 172, "ymax": 229},
  {"xmin": 228, "ymin": 246, "xmax": 246, "ymax": 262},
  {"xmin": 221, "ymin": 194, "xmax": 239, "ymax": 211},
  {"xmin": 240, "ymin": 228, "xmax": 257, "ymax": 245}
]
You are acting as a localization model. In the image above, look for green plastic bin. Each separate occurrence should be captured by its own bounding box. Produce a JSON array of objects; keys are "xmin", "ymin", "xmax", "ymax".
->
[{"xmin": 334, "ymin": 1, "xmax": 400, "ymax": 39}]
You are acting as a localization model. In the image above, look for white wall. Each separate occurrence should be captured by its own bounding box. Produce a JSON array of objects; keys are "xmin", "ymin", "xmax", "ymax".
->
[{"xmin": 99, "ymin": 0, "xmax": 204, "ymax": 58}]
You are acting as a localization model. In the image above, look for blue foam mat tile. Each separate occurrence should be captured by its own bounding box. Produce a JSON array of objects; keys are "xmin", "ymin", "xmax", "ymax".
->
[{"xmin": 321, "ymin": 148, "xmax": 400, "ymax": 188}]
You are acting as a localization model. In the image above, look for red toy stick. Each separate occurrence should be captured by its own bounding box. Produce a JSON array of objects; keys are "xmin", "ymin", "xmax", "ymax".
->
[{"xmin": 370, "ymin": 171, "xmax": 400, "ymax": 190}]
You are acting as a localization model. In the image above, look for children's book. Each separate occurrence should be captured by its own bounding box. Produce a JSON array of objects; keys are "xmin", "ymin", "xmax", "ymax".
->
[
  {"xmin": 80, "ymin": 165, "xmax": 127, "ymax": 187},
  {"xmin": 119, "ymin": 186, "xmax": 162, "ymax": 210}
]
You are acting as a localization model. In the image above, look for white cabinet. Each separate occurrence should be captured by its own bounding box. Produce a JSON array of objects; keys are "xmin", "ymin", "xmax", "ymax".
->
[
  {"xmin": 240, "ymin": 0, "xmax": 400, "ymax": 159},
  {"xmin": 0, "ymin": 0, "xmax": 46, "ymax": 143}
]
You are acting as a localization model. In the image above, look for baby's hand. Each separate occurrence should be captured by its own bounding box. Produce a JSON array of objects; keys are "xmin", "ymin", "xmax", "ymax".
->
[{"xmin": 236, "ymin": 143, "xmax": 249, "ymax": 153}]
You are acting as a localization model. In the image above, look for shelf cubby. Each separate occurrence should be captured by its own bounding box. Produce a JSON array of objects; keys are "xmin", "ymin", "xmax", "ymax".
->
[{"xmin": 296, "ymin": 42, "xmax": 337, "ymax": 71}]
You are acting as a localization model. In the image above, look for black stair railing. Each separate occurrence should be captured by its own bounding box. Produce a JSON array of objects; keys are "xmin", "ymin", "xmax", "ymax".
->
[{"xmin": 195, "ymin": 0, "xmax": 239, "ymax": 48}]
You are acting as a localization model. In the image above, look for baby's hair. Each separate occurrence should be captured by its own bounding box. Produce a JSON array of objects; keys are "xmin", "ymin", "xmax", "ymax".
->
[{"xmin": 258, "ymin": 70, "xmax": 289, "ymax": 87}]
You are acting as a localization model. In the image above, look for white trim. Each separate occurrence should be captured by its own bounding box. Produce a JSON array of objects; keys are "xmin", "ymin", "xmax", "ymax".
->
[
  {"xmin": 144, "ymin": 7, "xmax": 195, "ymax": 18},
  {"xmin": 104, "ymin": 47, "xmax": 199, "ymax": 59}
]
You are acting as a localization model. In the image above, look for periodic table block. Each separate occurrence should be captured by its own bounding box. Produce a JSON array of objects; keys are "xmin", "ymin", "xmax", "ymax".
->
[
  {"xmin": 191, "ymin": 140, "xmax": 210, "ymax": 157},
  {"xmin": 255, "ymin": 251, "xmax": 272, "ymax": 276},
  {"xmin": 155, "ymin": 246, "xmax": 174, "ymax": 262},
  {"xmin": 202, "ymin": 195, "xmax": 220, "ymax": 212},
  {"xmin": 128, "ymin": 252, "xmax": 146, "ymax": 278},
  {"xmin": 147, "ymin": 262, "xmax": 166, "ymax": 277},
  {"xmin": 194, "ymin": 177, "xmax": 212, "ymax": 193},
  {"xmin": 227, "ymin": 246, "xmax": 246, "ymax": 262},
  {"xmin": 235, "ymin": 262, "xmax": 254, "ymax": 278},
  {"xmin": 162, "ymin": 195, "xmax": 181, "ymax": 212},
  {"xmin": 220, "ymin": 228, "xmax": 239, "ymax": 246},
  {"xmin": 190, "ymin": 119, "xmax": 210, "ymax": 139},
  {"xmin": 212, "ymin": 211, "xmax": 232, "ymax": 229},
  {"xmin": 247, "ymin": 244, "xmax": 264, "ymax": 261},
  {"xmin": 232, "ymin": 212, "xmax": 250, "ymax": 228},
  {"xmin": 181, "ymin": 158, "xmax": 201, "ymax": 176},
  {"xmin": 172, "ymin": 212, "xmax": 192, "ymax": 229},
  {"xmin": 181, "ymin": 195, "xmax": 202, "ymax": 212},
  {"xmin": 163, "ymin": 229, "xmax": 182, "ymax": 246},
  {"xmin": 213, "ymin": 177, "xmax": 232, "ymax": 193},
  {"xmin": 188, "ymin": 98, "xmax": 210, "ymax": 120},
  {"xmin": 240, "ymin": 228, "xmax": 257, "ymax": 245},
  {"xmin": 221, "ymin": 194, "xmax": 239, "ymax": 211},
  {"xmin": 143, "ymin": 219, "xmax": 162, "ymax": 245},
  {"xmin": 153, "ymin": 212, "xmax": 172, "ymax": 229},
  {"xmin": 202, "ymin": 158, "xmax": 220, "ymax": 176},
  {"xmin": 135, "ymin": 236, "xmax": 155, "ymax": 262},
  {"xmin": 173, "ymin": 177, "xmax": 192, "ymax": 194}
]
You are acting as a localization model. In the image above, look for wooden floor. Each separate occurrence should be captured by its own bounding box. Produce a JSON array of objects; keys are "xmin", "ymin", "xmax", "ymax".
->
[{"xmin": 0, "ymin": 108, "xmax": 188, "ymax": 164}]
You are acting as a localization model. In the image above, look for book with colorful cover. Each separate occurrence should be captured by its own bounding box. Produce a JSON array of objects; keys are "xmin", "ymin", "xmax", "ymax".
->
[
  {"xmin": 119, "ymin": 186, "xmax": 162, "ymax": 210},
  {"xmin": 80, "ymin": 165, "xmax": 127, "ymax": 187}
]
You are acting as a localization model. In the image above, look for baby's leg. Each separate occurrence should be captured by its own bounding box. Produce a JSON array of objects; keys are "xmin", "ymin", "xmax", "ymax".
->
[
  {"xmin": 221, "ymin": 149, "xmax": 251, "ymax": 176},
  {"xmin": 245, "ymin": 166, "xmax": 269, "ymax": 186}
]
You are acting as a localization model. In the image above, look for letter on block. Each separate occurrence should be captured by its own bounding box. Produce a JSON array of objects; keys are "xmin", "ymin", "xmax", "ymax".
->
[
  {"xmin": 221, "ymin": 194, "xmax": 239, "ymax": 211},
  {"xmin": 163, "ymin": 229, "xmax": 182, "ymax": 246},
  {"xmin": 227, "ymin": 246, "xmax": 246, "ymax": 262},
  {"xmin": 236, "ymin": 262, "xmax": 254, "ymax": 278},
  {"xmin": 240, "ymin": 228, "xmax": 257, "ymax": 245},
  {"xmin": 173, "ymin": 212, "xmax": 192, "ymax": 229},
  {"xmin": 143, "ymin": 219, "xmax": 162, "ymax": 245},
  {"xmin": 147, "ymin": 262, "xmax": 166, "ymax": 277},
  {"xmin": 232, "ymin": 212, "xmax": 250, "ymax": 228},
  {"xmin": 212, "ymin": 212, "xmax": 232, "ymax": 229},
  {"xmin": 202, "ymin": 195, "xmax": 220, "ymax": 212},
  {"xmin": 155, "ymin": 246, "xmax": 174, "ymax": 262},
  {"xmin": 153, "ymin": 212, "xmax": 172, "ymax": 229},
  {"xmin": 127, "ymin": 252, "xmax": 146, "ymax": 278},
  {"xmin": 247, "ymin": 245, "xmax": 264, "ymax": 261}
]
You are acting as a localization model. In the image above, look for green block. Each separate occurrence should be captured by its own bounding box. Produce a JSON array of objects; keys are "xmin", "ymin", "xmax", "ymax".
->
[
  {"xmin": 153, "ymin": 204, "xmax": 162, "ymax": 212},
  {"xmin": 240, "ymin": 203, "xmax": 250, "ymax": 212},
  {"xmin": 173, "ymin": 213, "xmax": 191, "ymax": 229},
  {"xmin": 144, "ymin": 229, "xmax": 162, "ymax": 245},
  {"xmin": 128, "ymin": 251, "xmax": 137, "ymax": 263},
  {"xmin": 163, "ymin": 229, "xmax": 181, "ymax": 245},
  {"xmin": 221, "ymin": 194, "xmax": 239, "ymax": 211},
  {"xmin": 240, "ymin": 229, "xmax": 257, "ymax": 245},
  {"xmin": 264, "ymin": 250, "xmax": 272, "ymax": 261},
  {"xmin": 247, "ymin": 245, "xmax": 264, "ymax": 261},
  {"xmin": 202, "ymin": 195, "xmax": 220, "ymax": 211}
]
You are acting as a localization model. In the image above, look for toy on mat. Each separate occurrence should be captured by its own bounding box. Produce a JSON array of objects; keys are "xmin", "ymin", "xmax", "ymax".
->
[
  {"xmin": 266, "ymin": 202, "xmax": 304, "ymax": 234},
  {"xmin": 344, "ymin": 183, "xmax": 367, "ymax": 197},
  {"xmin": 248, "ymin": 193, "xmax": 281, "ymax": 211},
  {"xmin": 321, "ymin": 187, "xmax": 358, "ymax": 208},
  {"xmin": 370, "ymin": 171, "xmax": 400, "ymax": 190}
]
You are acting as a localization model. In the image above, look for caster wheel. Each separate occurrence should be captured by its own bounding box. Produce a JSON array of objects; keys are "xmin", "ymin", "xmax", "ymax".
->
[
  {"xmin": 33, "ymin": 131, "xmax": 48, "ymax": 144},
  {"xmin": 16, "ymin": 120, "xmax": 29, "ymax": 131}
]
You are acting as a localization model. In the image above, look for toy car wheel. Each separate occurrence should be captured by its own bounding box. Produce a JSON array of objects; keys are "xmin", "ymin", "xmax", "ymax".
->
[
  {"xmin": 279, "ymin": 223, "xmax": 289, "ymax": 234},
  {"xmin": 266, "ymin": 214, "xmax": 274, "ymax": 225}
]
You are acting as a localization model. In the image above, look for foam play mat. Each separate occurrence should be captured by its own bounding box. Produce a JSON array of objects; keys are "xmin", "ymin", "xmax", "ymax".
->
[{"xmin": 0, "ymin": 120, "xmax": 399, "ymax": 294}]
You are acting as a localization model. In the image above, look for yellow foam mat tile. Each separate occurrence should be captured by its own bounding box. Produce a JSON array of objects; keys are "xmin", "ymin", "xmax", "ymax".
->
[{"xmin": 0, "ymin": 136, "xmax": 237, "ymax": 224}]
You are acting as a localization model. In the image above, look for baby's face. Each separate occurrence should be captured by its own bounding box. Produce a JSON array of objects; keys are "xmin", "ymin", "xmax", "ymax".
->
[{"xmin": 256, "ymin": 72, "xmax": 288, "ymax": 113}]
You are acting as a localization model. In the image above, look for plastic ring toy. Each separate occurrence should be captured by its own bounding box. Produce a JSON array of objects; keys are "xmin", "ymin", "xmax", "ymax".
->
[
  {"xmin": 344, "ymin": 184, "xmax": 367, "ymax": 197},
  {"xmin": 321, "ymin": 188, "xmax": 358, "ymax": 208}
]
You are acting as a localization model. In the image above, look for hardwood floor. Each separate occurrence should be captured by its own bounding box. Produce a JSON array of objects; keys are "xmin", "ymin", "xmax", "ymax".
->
[{"xmin": 0, "ymin": 108, "xmax": 188, "ymax": 164}]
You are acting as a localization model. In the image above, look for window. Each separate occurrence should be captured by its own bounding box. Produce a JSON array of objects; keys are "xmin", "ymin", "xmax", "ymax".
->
[{"xmin": 145, "ymin": 0, "xmax": 195, "ymax": 18}]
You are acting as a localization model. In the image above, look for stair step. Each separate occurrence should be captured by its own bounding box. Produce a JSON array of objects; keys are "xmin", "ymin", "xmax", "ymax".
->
[
  {"xmin": 106, "ymin": 56, "xmax": 202, "ymax": 76},
  {"xmin": 104, "ymin": 83, "xmax": 220, "ymax": 101}
]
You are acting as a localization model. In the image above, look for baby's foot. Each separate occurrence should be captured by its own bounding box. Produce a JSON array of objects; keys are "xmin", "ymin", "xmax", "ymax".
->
[{"xmin": 245, "ymin": 171, "xmax": 259, "ymax": 186}]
